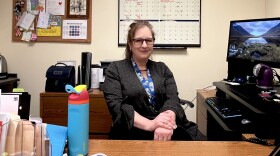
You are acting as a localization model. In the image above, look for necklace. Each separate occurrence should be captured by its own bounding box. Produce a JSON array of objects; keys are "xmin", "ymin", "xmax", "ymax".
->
[{"xmin": 140, "ymin": 69, "xmax": 147, "ymax": 71}]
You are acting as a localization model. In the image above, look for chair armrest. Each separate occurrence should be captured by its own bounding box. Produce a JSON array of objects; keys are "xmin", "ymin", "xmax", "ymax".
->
[{"xmin": 179, "ymin": 99, "xmax": 194, "ymax": 108}]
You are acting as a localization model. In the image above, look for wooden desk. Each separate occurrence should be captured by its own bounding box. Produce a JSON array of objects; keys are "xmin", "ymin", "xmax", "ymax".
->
[
  {"xmin": 88, "ymin": 140, "xmax": 274, "ymax": 156},
  {"xmin": 40, "ymin": 89, "xmax": 112, "ymax": 139}
]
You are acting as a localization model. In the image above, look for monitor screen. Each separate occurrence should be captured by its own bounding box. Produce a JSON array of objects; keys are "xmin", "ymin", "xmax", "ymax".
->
[{"xmin": 227, "ymin": 17, "xmax": 280, "ymax": 69}]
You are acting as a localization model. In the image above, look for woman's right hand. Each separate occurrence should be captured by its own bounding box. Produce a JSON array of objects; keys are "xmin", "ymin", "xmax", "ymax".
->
[{"xmin": 134, "ymin": 111, "xmax": 176, "ymax": 132}]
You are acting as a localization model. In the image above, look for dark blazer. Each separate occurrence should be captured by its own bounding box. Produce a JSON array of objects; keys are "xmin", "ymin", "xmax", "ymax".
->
[{"xmin": 103, "ymin": 59, "xmax": 206, "ymax": 140}]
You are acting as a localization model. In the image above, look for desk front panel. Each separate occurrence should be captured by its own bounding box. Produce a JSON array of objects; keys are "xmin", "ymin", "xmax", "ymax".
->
[
  {"xmin": 89, "ymin": 97, "xmax": 112, "ymax": 134},
  {"xmin": 40, "ymin": 90, "xmax": 112, "ymax": 139},
  {"xmin": 196, "ymin": 89, "xmax": 216, "ymax": 137}
]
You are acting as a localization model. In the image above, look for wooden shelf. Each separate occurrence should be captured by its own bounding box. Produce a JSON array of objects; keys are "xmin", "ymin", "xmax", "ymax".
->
[{"xmin": 0, "ymin": 75, "xmax": 20, "ymax": 92}]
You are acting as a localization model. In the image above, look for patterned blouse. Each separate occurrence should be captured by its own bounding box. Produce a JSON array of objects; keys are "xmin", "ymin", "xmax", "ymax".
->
[{"xmin": 131, "ymin": 58, "xmax": 157, "ymax": 106}]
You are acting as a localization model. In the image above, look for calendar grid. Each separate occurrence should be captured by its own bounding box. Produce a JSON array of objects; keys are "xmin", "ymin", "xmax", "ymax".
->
[{"xmin": 118, "ymin": 0, "xmax": 201, "ymax": 47}]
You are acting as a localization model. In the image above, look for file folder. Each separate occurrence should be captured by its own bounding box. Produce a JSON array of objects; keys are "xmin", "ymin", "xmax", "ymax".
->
[{"xmin": 46, "ymin": 124, "xmax": 67, "ymax": 156}]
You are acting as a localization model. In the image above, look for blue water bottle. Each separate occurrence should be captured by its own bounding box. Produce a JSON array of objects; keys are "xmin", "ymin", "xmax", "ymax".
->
[{"xmin": 66, "ymin": 85, "xmax": 89, "ymax": 156}]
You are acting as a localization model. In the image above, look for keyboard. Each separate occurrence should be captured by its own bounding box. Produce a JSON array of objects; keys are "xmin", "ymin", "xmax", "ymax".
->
[{"xmin": 205, "ymin": 97, "xmax": 242, "ymax": 119}]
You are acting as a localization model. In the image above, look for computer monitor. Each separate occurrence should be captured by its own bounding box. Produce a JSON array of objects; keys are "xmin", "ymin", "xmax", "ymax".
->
[{"xmin": 226, "ymin": 17, "xmax": 280, "ymax": 82}]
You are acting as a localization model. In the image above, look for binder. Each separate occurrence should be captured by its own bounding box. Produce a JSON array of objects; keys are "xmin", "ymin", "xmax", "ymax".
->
[{"xmin": 0, "ymin": 92, "xmax": 31, "ymax": 120}]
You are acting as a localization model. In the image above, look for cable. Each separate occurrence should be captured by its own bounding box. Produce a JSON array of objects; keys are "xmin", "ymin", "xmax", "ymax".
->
[
  {"xmin": 183, "ymin": 84, "xmax": 215, "ymax": 111},
  {"xmin": 202, "ymin": 84, "xmax": 215, "ymax": 91}
]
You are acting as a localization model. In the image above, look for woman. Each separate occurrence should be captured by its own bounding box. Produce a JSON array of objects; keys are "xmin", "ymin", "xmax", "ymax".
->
[{"xmin": 103, "ymin": 20, "xmax": 206, "ymax": 141}]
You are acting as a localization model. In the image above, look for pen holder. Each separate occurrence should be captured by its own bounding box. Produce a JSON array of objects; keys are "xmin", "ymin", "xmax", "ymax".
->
[{"xmin": 67, "ymin": 86, "xmax": 89, "ymax": 156}]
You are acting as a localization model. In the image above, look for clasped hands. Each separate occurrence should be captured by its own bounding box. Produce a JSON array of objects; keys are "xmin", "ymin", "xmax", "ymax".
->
[{"xmin": 152, "ymin": 110, "xmax": 177, "ymax": 141}]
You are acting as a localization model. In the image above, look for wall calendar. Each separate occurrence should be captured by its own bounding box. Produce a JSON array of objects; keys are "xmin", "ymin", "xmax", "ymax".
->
[{"xmin": 118, "ymin": 0, "xmax": 201, "ymax": 48}]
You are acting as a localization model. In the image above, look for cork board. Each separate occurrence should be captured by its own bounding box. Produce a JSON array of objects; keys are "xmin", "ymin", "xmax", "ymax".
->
[{"xmin": 12, "ymin": 0, "xmax": 92, "ymax": 43}]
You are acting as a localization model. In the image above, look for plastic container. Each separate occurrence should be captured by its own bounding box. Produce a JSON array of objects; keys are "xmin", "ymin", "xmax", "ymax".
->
[{"xmin": 91, "ymin": 64, "xmax": 100, "ymax": 89}]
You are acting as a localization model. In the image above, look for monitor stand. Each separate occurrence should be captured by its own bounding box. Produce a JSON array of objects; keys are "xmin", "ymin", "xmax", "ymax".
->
[{"xmin": 227, "ymin": 60, "xmax": 256, "ymax": 84}]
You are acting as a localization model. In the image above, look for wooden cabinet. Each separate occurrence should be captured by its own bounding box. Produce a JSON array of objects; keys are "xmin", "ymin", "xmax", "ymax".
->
[
  {"xmin": 196, "ymin": 89, "xmax": 216, "ymax": 137},
  {"xmin": 40, "ymin": 89, "xmax": 112, "ymax": 139}
]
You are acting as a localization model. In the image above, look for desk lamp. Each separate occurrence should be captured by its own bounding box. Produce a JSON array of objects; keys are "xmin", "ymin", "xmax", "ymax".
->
[{"xmin": 253, "ymin": 64, "xmax": 273, "ymax": 89}]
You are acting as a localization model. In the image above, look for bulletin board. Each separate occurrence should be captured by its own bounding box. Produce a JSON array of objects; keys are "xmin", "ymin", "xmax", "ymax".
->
[
  {"xmin": 12, "ymin": 0, "xmax": 92, "ymax": 43},
  {"xmin": 118, "ymin": 0, "xmax": 201, "ymax": 48}
]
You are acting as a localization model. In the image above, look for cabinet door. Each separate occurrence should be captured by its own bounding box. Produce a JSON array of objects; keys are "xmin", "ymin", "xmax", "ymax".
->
[
  {"xmin": 197, "ymin": 92, "xmax": 208, "ymax": 136},
  {"xmin": 41, "ymin": 96, "xmax": 68, "ymax": 126},
  {"xmin": 89, "ymin": 97, "xmax": 112, "ymax": 134}
]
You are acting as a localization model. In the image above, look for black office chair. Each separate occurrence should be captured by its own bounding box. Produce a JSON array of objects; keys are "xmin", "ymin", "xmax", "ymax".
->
[{"xmin": 179, "ymin": 98, "xmax": 194, "ymax": 108}]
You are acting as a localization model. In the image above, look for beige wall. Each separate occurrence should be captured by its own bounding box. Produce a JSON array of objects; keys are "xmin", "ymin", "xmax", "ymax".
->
[
  {"xmin": 0, "ymin": 0, "xmax": 272, "ymax": 122},
  {"xmin": 266, "ymin": 0, "xmax": 280, "ymax": 17}
]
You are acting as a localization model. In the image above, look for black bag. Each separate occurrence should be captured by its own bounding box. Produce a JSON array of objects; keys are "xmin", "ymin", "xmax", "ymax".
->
[{"xmin": 45, "ymin": 63, "xmax": 75, "ymax": 92}]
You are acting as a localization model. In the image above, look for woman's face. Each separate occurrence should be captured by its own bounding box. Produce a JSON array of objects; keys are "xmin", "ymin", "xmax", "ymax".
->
[{"xmin": 130, "ymin": 26, "xmax": 154, "ymax": 62}]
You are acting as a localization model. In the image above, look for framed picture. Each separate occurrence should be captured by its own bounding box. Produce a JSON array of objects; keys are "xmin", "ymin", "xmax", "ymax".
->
[{"xmin": 67, "ymin": 0, "xmax": 89, "ymax": 19}]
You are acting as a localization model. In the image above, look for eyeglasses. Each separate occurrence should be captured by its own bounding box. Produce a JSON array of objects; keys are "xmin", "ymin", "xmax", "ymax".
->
[{"xmin": 132, "ymin": 38, "xmax": 155, "ymax": 45}]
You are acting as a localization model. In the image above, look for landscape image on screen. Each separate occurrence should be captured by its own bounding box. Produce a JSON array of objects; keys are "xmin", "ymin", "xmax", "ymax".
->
[{"xmin": 227, "ymin": 19, "xmax": 280, "ymax": 63}]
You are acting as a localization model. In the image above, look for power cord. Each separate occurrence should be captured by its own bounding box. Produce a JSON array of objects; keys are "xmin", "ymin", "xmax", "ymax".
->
[{"xmin": 183, "ymin": 84, "xmax": 215, "ymax": 111}]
